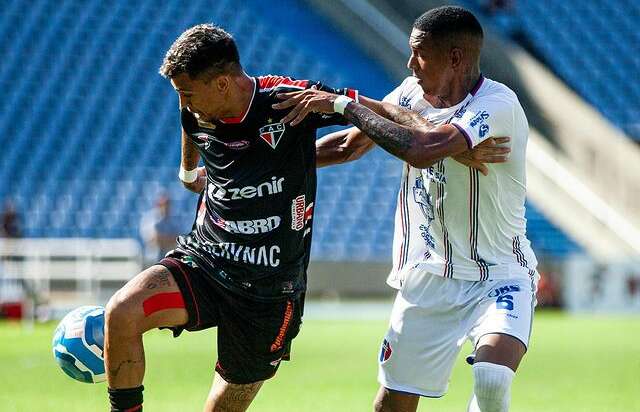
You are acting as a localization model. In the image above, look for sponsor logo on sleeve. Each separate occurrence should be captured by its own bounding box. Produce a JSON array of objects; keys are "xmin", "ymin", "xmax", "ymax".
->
[
  {"xmin": 259, "ymin": 122, "xmax": 286, "ymax": 149},
  {"xmin": 469, "ymin": 110, "xmax": 490, "ymax": 128},
  {"xmin": 399, "ymin": 96, "xmax": 412, "ymax": 109},
  {"xmin": 479, "ymin": 123, "xmax": 490, "ymax": 138},
  {"xmin": 291, "ymin": 195, "xmax": 313, "ymax": 233}
]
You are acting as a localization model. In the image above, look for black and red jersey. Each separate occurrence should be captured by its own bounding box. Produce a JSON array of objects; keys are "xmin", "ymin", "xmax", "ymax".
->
[{"xmin": 176, "ymin": 75, "xmax": 356, "ymax": 301}]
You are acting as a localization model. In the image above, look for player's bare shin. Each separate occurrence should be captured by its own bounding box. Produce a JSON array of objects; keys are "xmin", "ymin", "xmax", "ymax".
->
[{"xmin": 204, "ymin": 373, "xmax": 264, "ymax": 412}]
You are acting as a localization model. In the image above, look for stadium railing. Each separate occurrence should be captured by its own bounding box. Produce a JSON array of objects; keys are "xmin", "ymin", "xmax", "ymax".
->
[{"xmin": 0, "ymin": 238, "xmax": 142, "ymax": 319}]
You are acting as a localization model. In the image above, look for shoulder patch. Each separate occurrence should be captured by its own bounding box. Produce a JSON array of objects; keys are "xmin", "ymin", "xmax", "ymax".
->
[{"xmin": 259, "ymin": 75, "xmax": 308, "ymax": 92}]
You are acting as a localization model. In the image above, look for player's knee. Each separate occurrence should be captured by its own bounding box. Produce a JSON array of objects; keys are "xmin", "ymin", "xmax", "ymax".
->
[
  {"xmin": 372, "ymin": 389, "xmax": 391, "ymax": 412},
  {"xmin": 372, "ymin": 397, "xmax": 387, "ymax": 412},
  {"xmin": 472, "ymin": 362, "xmax": 514, "ymax": 412},
  {"xmin": 105, "ymin": 290, "xmax": 142, "ymax": 337}
]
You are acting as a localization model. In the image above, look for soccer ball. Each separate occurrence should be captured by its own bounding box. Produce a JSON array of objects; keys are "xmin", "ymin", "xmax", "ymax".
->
[{"xmin": 52, "ymin": 305, "xmax": 106, "ymax": 383}]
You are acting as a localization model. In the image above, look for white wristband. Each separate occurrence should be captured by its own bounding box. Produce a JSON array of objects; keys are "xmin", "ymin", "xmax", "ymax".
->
[
  {"xmin": 179, "ymin": 167, "xmax": 198, "ymax": 183},
  {"xmin": 333, "ymin": 95, "xmax": 354, "ymax": 115}
]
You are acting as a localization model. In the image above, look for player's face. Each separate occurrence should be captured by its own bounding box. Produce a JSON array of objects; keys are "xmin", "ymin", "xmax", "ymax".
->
[
  {"xmin": 170, "ymin": 73, "xmax": 228, "ymax": 122},
  {"xmin": 407, "ymin": 28, "xmax": 454, "ymax": 97}
]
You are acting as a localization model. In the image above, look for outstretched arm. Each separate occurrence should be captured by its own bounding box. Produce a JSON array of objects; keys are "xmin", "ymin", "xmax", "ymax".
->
[
  {"xmin": 275, "ymin": 90, "xmax": 509, "ymax": 171},
  {"xmin": 316, "ymin": 127, "xmax": 375, "ymax": 168}
]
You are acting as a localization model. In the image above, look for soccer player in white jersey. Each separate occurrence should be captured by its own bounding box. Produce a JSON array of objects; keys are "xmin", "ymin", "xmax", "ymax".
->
[{"xmin": 274, "ymin": 5, "xmax": 537, "ymax": 412}]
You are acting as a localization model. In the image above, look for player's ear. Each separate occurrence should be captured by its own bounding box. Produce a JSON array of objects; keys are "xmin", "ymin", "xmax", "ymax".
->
[
  {"xmin": 216, "ymin": 75, "xmax": 230, "ymax": 94},
  {"xmin": 450, "ymin": 47, "xmax": 463, "ymax": 70}
]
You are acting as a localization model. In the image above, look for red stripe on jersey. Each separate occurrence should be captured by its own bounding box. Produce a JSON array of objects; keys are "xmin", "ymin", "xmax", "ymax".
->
[
  {"xmin": 142, "ymin": 292, "xmax": 185, "ymax": 317},
  {"xmin": 258, "ymin": 75, "xmax": 309, "ymax": 90}
]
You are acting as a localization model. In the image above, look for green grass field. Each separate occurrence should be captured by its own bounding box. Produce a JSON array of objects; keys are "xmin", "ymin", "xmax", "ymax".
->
[{"xmin": 1, "ymin": 310, "xmax": 639, "ymax": 411}]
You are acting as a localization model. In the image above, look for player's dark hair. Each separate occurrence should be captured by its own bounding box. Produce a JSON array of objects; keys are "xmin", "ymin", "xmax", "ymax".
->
[
  {"xmin": 413, "ymin": 6, "xmax": 483, "ymax": 42},
  {"xmin": 159, "ymin": 24, "xmax": 242, "ymax": 80}
]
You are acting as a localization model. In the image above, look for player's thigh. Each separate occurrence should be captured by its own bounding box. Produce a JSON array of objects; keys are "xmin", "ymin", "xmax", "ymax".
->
[
  {"xmin": 216, "ymin": 296, "xmax": 302, "ymax": 384},
  {"xmin": 378, "ymin": 290, "xmax": 465, "ymax": 397},
  {"xmin": 204, "ymin": 372, "xmax": 263, "ymax": 412},
  {"xmin": 470, "ymin": 277, "xmax": 536, "ymax": 371},
  {"xmin": 106, "ymin": 265, "xmax": 188, "ymax": 333}
]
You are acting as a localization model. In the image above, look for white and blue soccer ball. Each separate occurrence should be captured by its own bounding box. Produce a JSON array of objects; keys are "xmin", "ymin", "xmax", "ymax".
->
[{"xmin": 52, "ymin": 305, "xmax": 106, "ymax": 383}]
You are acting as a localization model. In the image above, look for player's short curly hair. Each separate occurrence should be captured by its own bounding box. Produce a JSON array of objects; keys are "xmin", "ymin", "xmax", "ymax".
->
[
  {"xmin": 159, "ymin": 24, "xmax": 242, "ymax": 80},
  {"xmin": 413, "ymin": 6, "xmax": 483, "ymax": 41}
]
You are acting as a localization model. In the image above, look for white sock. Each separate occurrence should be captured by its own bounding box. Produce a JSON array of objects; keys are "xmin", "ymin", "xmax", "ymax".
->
[{"xmin": 467, "ymin": 362, "xmax": 515, "ymax": 412}]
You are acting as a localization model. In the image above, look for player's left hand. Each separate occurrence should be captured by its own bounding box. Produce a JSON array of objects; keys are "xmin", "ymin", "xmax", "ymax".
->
[
  {"xmin": 272, "ymin": 88, "xmax": 338, "ymax": 126},
  {"xmin": 453, "ymin": 137, "xmax": 511, "ymax": 176}
]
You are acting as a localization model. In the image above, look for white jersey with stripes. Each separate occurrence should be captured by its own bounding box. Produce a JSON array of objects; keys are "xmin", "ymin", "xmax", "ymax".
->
[{"xmin": 384, "ymin": 75, "xmax": 537, "ymax": 286}]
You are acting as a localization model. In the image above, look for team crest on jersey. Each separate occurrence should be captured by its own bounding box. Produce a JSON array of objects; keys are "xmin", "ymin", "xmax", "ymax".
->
[
  {"xmin": 259, "ymin": 122, "xmax": 285, "ymax": 149},
  {"xmin": 379, "ymin": 339, "xmax": 393, "ymax": 362}
]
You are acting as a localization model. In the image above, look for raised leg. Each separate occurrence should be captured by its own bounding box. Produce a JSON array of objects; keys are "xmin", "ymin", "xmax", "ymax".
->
[
  {"xmin": 104, "ymin": 265, "xmax": 188, "ymax": 409},
  {"xmin": 203, "ymin": 372, "xmax": 264, "ymax": 412}
]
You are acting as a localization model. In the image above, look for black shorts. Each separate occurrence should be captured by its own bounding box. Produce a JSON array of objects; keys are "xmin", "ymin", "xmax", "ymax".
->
[{"xmin": 158, "ymin": 252, "xmax": 303, "ymax": 384}]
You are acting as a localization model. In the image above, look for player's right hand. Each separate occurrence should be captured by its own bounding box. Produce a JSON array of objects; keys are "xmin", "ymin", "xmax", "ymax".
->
[
  {"xmin": 182, "ymin": 166, "xmax": 207, "ymax": 194},
  {"xmin": 453, "ymin": 137, "xmax": 511, "ymax": 176}
]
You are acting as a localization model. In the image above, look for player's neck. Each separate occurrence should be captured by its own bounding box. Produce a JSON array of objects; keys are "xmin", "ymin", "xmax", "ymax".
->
[
  {"xmin": 427, "ymin": 69, "xmax": 482, "ymax": 109},
  {"xmin": 223, "ymin": 73, "xmax": 255, "ymax": 119}
]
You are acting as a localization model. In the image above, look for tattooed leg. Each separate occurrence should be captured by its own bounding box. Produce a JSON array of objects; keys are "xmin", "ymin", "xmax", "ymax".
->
[
  {"xmin": 104, "ymin": 265, "xmax": 188, "ymax": 389},
  {"xmin": 203, "ymin": 373, "xmax": 264, "ymax": 412}
]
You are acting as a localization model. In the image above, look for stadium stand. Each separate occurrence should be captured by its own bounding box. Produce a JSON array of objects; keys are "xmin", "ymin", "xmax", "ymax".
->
[
  {"xmin": 0, "ymin": 0, "xmax": 578, "ymax": 261},
  {"xmin": 459, "ymin": 0, "xmax": 640, "ymax": 140}
]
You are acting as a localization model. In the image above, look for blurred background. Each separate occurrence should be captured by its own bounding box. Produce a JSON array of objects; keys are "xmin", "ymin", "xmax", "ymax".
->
[{"xmin": 0, "ymin": 0, "xmax": 638, "ymax": 411}]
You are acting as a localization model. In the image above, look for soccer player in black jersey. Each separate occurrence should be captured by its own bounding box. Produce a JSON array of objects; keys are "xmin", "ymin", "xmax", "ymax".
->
[{"xmin": 103, "ymin": 24, "xmax": 358, "ymax": 412}]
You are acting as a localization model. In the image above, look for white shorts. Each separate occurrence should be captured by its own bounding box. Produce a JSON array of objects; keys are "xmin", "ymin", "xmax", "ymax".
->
[{"xmin": 378, "ymin": 268, "xmax": 537, "ymax": 398}]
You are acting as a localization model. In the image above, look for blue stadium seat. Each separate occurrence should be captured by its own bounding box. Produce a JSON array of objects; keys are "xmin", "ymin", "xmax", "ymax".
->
[
  {"xmin": 460, "ymin": 0, "xmax": 640, "ymax": 141},
  {"xmin": 0, "ymin": 0, "xmax": 579, "ymax": 261}
]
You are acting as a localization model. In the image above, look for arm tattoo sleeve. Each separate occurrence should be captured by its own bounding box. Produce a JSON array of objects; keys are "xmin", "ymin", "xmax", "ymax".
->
[
  {"xmin": 380, "ymin": 103, "xmax": 433, "ymax": 129},
  {"xmin": 343, "ymin": 102, "xmax": 415, "ymax": 159}
]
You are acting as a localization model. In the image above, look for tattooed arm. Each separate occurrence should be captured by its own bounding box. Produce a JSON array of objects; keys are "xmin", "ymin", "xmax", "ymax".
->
[
  {"xmin": 275, "ymin": 89, "xmax": 509, "ymax": 170},
  {"xmin": 359, "ymin": 95, "xmax": 432, "ymax": 128},
  {"xmin": 340, "ymin": 100, "xmax": 468, "ymax": 168}
]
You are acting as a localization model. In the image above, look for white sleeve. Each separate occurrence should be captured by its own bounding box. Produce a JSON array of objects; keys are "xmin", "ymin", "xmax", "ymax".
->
[
  {"xmin": 450, "ymin": 94, "xmax": 514, "ymax": 148},
  {"xmin": 382, "ymin": 77, "xmax": 411, "ymax": 104}
]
